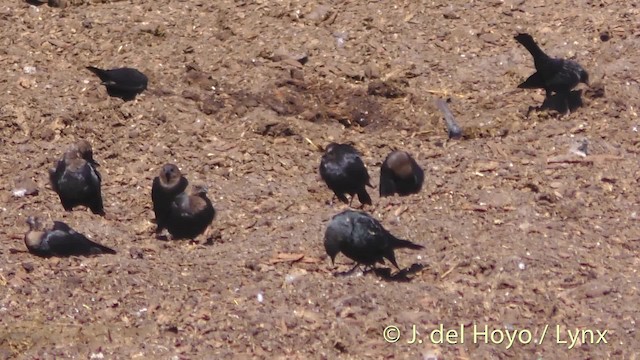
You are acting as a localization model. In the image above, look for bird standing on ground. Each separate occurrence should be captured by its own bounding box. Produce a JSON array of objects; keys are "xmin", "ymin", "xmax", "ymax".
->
[
  {"xmin": 165, "ymin": 185, "xmax": 216, "ymax": 240},
  {"xmin": 86, "ymin": 66, "xmax": 148, "ymax": 101},
  {"xmin": 324, "ymin": 210, "xmax": 424, "ymax": 271},
  {"xmin": 319, "ymin": 143, "xmax": 373, "ymax": 206},
  {"xmin": 379, "ymin": 150, "xmax": 424, "ymax": 197},
  {"xmin": 24, "ymin": 216, "xmax": 116, "ymax": 257},
  {"xmin": 151, "ymin": 164, "xmax": 189, "ymax": 234},
  {"xmin": 514, "ymin": 33, "xmax": 589, "ymax": 113},
  {"xmin": 49, "ymin": 141, "xmax": 104, "ymax": 215}
]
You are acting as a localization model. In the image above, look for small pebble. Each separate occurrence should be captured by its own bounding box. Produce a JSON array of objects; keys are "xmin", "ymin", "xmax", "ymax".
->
[{"xmin": 22, "ymin": 262, "xmax": 35, "ymax": 273}]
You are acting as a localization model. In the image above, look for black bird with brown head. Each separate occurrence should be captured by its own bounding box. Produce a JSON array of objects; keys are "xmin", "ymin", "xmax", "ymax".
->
[
  {"xmin": 165, "ymin": 185, "xmax": 216, "ymax": 240},
  {"xmin": 379, "ymin": 150, "xmax": 424, "ymax": 197},
  {"xmin": 24, "ymin": 216, "xmax": 116, "ymax": 257},
  {"xmin": 151, "ymin": 163, "xmax": 189, "ymax": 234},
  {"xmin": 49, "ymin": 141, "xmax": 104, "ymax": 215}
]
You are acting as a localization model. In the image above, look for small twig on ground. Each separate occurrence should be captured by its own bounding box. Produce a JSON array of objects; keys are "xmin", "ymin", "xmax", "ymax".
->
[{"xmin": 435, "ymin": 99, "xmax": 463, "ymax": 139}]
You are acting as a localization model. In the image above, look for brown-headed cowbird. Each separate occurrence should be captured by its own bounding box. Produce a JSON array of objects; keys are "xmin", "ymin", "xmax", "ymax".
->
[
  {"xmin": 324, "ymin": 210, "xmax": 423, "ymax": 270},
  {"xmin": 24, "ymin": 216, "xmax": 115, "ymax": 257},
  {"xmin": 319, "ymin": 143, "xmax": 372, "ymax": 206},
  {"xmin": 86, "ymin": 66, "xmax": 148, "ymax": 101},
  {"xmin": 151, "ymin": 164, "xmax": 189, "ymax": 234},
  {"xmin": 379, "ymin": 151, "xmax": 424, "ymax": 197},
  {"xmin": 165, "ymin": 185, "xmax": 216, "ymax": 240},
  {"xmin": 49, "ymin": 142, "xmax": 104, "ymax": 215},
  {"xmin": 515, "ymin": 33, "xmax": 589, "ymax": 112}
]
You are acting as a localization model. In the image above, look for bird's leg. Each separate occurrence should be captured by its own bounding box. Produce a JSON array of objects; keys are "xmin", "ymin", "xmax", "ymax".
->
[
  {"xmin": 186, "ymin": 239, "xmax": 199, "ymax": 251},
  {"xmin": 335, "ymin": 263, "xmax": 362, "ymax": 277},
  {"xmin": 347, "ymin": 263, "xmax": 362, "ymax": 274},
  {"xmin": 362, "ymin": 264, "xmax": 377, "ymax": 274},
  {"xmin": 562, "ymin": 93, "xmax": 571, "ymax": 116}
]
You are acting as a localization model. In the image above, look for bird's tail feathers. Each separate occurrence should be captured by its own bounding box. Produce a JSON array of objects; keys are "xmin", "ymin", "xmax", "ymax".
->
[
  {"xmin": 514, "ymin": 33, "xmax": 547, "ymax": 60},
  {"xmin": 95, "ymin": 243, "xmax": 117, "ymax": 254},
  {"xmin": 86, "ymin": 66, "xmax": 110, "ymax": 82},
  {"xmin": 392, "ymin": 238, "xmax": 424, "ymax": 250},
  {"xmin": 357, "ymin": 189, "xmax": 372, "ymax": 205}
]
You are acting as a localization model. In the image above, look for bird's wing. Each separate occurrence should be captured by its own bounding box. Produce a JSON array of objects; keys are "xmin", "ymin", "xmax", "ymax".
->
[
  {"xmin": 52, "ymin": 221, "xmax": 73, "ymax": 232},
  {"xmin": 379, "ymin": 165, "xmax": 397, "ymax": 196},
  {"xmin": 43, "ymin": 230, "xmax": 76, "ymax": 254},
  {"xmin": 78, "ymin": 162, "xmax": 101, "ymax": 193},
  {"xmin": 545, "ymin": 61, "xmax": 581, "ymax": 90},
  {"xmin": 352, "ymin": 214, "xmax": 389, "ymax": 249},
  {"xmin": 49, "ymin": 160, "xmax": 66, "ymax": 192},
  {"xmin": 106, "ymin": 70, "xmax": 148, "ymax": 91},
  {"xmin": 343, "ymin": 153, "xmax": 370, "ymax": 181},
  {"xmin": 151, "ymin": 177, "xmax": 163, "ymax": 203},
  {"xmin": 412, "ymin": 160, "xmax": 425, "ymax": 187},
  {"xmin": 170, "ymin": 193, "xmax": 194, "ymax": 217},
  {"xmin": 91, "ymin": 164, "xmax": 102, "ymax": 183}
]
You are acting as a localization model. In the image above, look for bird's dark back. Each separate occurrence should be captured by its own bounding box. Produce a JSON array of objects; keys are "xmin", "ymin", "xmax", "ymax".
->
[{"xmin": 320, "ymin": 145, "xmax": 369, "ymax": 184}]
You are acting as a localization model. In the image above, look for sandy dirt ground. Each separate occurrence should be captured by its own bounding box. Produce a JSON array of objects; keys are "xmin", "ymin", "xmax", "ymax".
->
[{"xmin": 1, "ymin": 0, "xmax": 639, "ymax": 359}]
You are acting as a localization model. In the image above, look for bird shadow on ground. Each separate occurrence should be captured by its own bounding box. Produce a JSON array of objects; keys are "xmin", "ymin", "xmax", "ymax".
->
[
  {"xmin": 155, "ymin": 234, "xmax": 171, "ymax": 241},
  {"xmin": 527, "ymin": 90, "xmax": 584, "ymax": 116},
  {"xmin": 25, "ymin": 0, "xmax": 46, "ymax": 6},
  {"xmin": 333, "ymin": 263, "xmax": 425, "ymax": 282},
  {"xmin": 155, "ymin": 233, "xmax": 216, "ymax": 246},
  {"xmin": 372, "ymin": 263, "xmax": 425, "ymax": 282}
]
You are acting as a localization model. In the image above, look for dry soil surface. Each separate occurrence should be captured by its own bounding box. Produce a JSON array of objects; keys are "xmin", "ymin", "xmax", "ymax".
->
[{"xmin": 1, "ymin": 0, "xmax": 640, "ymax": 359}]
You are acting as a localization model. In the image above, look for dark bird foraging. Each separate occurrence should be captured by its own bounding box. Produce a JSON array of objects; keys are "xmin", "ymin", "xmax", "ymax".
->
[
  {"xmin": 151, "ymin": 164, "xmax": 189, "ymax": 234},
  {"xmin": 435, "ymin": 99, "xmax": 463, "ymax": 139},
  {"xmin": 165, "ymin": 185, "xmax": 216, "ymax": 240},
  {"xmin": 324, "ymin": 210, "xmax": 424, "ymax": 272},
  {"xmin": 319, "ymin": 143, "xmax": 373, "ymax": 206},
  {"xmin": 514, "ymin": 33, "xmax": 589, "ymax": 114},
  {"xmin": 379, "ymin": 151, "xmax": 424, "ymax": 197},
  {"xmin": 49, "ymin": 141, "xmax": 104, "ymax": 215},
  {"xmin": 86, "ymin": 66, "xmax": 148, "ymax": 101},
  {"xmin": 24, "ymin": 217, "xmax": 116, "ymax": 257}
]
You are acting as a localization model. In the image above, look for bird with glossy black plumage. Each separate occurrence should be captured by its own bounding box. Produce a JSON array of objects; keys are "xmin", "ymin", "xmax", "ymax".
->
[
  {"xmin": 324, "ymin": 210, "xmax": 423, "ymax": 271},
  {"xmin": 319, "ymin": 143, "xmax": 373, "ymax": 206}
]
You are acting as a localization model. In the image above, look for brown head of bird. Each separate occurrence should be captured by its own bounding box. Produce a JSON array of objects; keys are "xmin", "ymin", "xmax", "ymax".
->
[
  {"xmin": 159, "ymin": 164, "xmax": 184, "ymax": 189},
  {"xmin": 24, "ymin": 216, "xmax": 45, "ymax": 251},
  {"xmin": 385, "ymin": 151, "xmax": 414, "ymax": 178}
]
